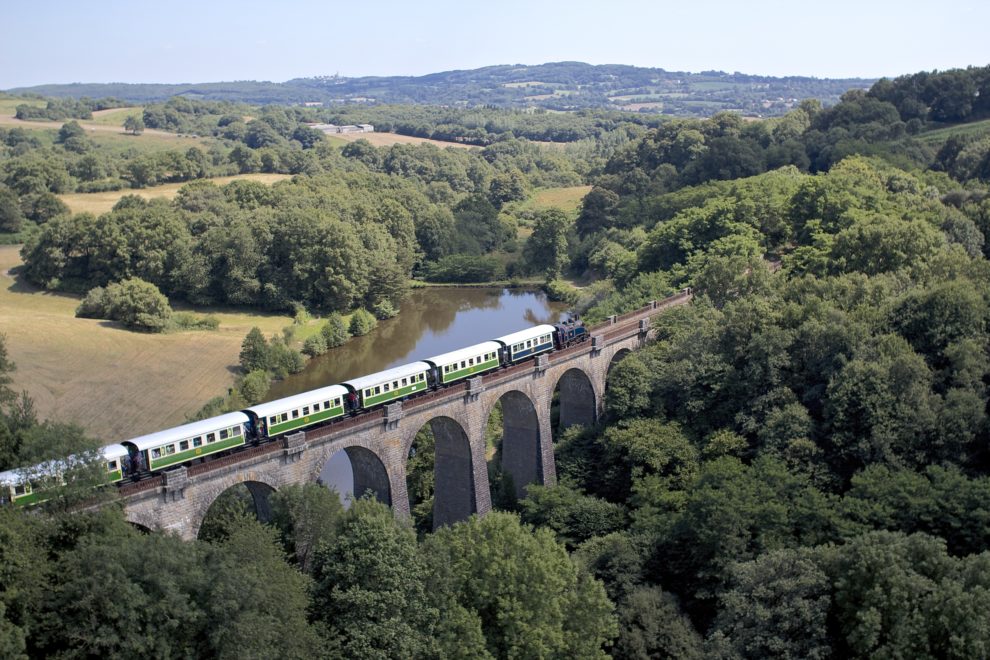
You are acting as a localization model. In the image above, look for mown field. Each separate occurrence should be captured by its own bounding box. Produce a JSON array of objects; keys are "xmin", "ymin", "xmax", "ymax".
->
[
  {"xmin": 59, "ymin": 173, "xmax": 292, "ymax": 214},
  {"xmin": 0, "ymin": 246, "xmax": 291, "ymax": 441},
  {"xmin": 518, "ymin": 185, "xmax": 591, "ymax": 214},
  {"xmin": 331, "ymin": 131, "xmax": 477, "ymax": 149},
  {"xmin": 88, "ymin": 106, "xmax": 145, "ymax": 125}
]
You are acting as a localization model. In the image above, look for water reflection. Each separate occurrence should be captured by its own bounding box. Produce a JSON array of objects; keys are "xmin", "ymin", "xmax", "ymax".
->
[
  {"xmin": 268, "ymin": 287, "xmax": 567, "ymax": 399},
  {"xmin": 273, "ymin": 287, "xmax": 566, "ymax": 506}
]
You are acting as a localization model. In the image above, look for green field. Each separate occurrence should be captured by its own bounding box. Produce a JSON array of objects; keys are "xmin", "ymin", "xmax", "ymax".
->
[
  {"xmin": 0, "ymin": 245, "xmax": 293, "ymax": 441},
  {"xmin": 518, "ymin": 186, "xmax": 591, "ymax": 215},
  {"xmin": 59, "ymin": 173, "xmax": 292, "ymax": 215},
  {"xmin": 88, "ymin": 107, "xmax": 144, "ymax": 126},
  {"xmin": 0, "ymin": 95, "xmax": 44, "ymax": 115}
]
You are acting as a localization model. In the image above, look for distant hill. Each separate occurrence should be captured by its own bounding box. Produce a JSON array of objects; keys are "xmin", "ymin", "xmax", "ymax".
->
[{"xmin": 6, "ymin": 61, "xmax": 872, "ymax": 117}]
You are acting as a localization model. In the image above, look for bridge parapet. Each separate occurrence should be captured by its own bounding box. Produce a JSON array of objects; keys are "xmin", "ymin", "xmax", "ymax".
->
[{"xmin": 120, "ymin": 288, "xmax": 694, "ymax": 537}]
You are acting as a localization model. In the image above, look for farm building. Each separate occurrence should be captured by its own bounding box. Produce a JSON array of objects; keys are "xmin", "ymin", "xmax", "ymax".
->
[{"xmin": 309, "ymin": 123, "xmax": 374, "ymax": 134}]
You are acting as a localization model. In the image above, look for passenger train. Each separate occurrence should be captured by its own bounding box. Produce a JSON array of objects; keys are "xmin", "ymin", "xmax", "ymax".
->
[{"xmin": 0, "ymin": 319, "xmax": 587, "ymax": 505}]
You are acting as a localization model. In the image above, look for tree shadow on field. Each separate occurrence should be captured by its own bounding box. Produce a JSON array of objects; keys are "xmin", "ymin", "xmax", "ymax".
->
[{"xmin": 5, "ymin": 265, "xmax": 81, "ymax": 303}]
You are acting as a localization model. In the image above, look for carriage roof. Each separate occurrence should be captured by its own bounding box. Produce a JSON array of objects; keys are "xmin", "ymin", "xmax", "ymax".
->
[
  {"xmin": 122, "ymin": 412, "xmax": 250, "ymax": 452},
  {"xmin": 493, "ymin": 324, "xmax": 557, "ymax": 348},
  {"xmin": 246, "ymin": 384, "xmax": 350, "ymax": 418},
  {"xmin": 343, "ymin": 361, "xmax": 431, "ymax": 392},
  {"xmin": 424, "ymin": 341, "xmax": 502, "ymax": 367}
]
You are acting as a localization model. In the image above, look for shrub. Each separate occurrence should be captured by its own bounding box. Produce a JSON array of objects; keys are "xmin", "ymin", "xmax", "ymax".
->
[
  {"xmin": 239, "ymin": 370, "xmax": 271, "ymax": 405},
  {"xmin": 75, "ymin": 278, "xmax": 172, "ymax": 332},
  {"xmin": 302, "ymin": 333, "xmax": 328, "ymax": 357},
  {"xmin": 76, "ymin": 286, "xmax": 111, "ymax": 319},
  {"xmin": 543, "ymin": 279, "xmax": 579, "ymax": 304},
  {"xmin": 349, "ymin": 309, "xmax": 378, "ymax": 336},
  {"xmin": 170, "ymin": 312, "xmax": 220, "ymax": 331},
  {"xmin": 321, "ymin": 312, "xmax": 350, "ymax": 348},
  {"xmin": 372, "ymin": 299, "xmax": 398, "ymax": 320},
  {"xmin": 268, "ymin": 339, "xmax": 305, "ymax": 378}
]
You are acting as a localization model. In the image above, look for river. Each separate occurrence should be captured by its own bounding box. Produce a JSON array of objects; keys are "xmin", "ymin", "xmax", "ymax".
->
[
  {"xmin": 265, "ymin": 286, "xmax": 569, "ymax": 500},
  {"xmin": 268, "ymin": 287, "xmax": 568, "ymax": 399}
]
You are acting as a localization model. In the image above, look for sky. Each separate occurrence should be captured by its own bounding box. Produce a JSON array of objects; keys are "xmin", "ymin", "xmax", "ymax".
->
[{"xmin": 1, "ymin": 0, "xmax": 987, "ymax": 89}]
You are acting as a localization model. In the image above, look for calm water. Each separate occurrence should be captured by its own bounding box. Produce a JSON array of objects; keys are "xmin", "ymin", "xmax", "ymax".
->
[
  {"xmin": 268, "ymin": 287, "xmax": 567, "ymax": 399},
  {"xmin": 266, "ymin": 287, "xmax": 568, "ymax": 501}
]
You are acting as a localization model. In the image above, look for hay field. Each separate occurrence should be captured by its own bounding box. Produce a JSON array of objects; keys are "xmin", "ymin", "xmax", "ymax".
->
[
  {"xmin": 332, "ymin": 131, "xmax": 476, "ymax": 149},
  {"xmin": 60, "ymin": 173, "xmax": 292, "ymax": 215},
  {"xmin": 520, "ymin": 186, "xmax": 591, "ymax": 215},
  {"xmin": 0, "ymin": 246, "xmax": 291, "ymax": 441},
  {"xmin": 88, "ymin": 107, "xmax": 144, "ymax": 126}
]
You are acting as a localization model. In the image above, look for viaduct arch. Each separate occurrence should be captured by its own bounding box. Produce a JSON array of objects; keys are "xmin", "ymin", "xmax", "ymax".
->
[{"xmin": 120, "ymin": 293, "xmax": 691, "ymax": 539}]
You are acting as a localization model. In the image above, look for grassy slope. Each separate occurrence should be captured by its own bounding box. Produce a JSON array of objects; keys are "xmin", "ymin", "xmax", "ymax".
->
[
  {"xmin": 519, "ymin": 185, "xmax": 591, "ymax": 215},
  {"xmin": 0, "ymin": 246, "xmax": 291, "ymax": 441},
  {"xmin": 88, "ymin": 107, "xmax": 145, "ymax": 126},
  {"xmin": 59, "ymin": 173, "xmax": 292, "ymax": 215},
  {"xmin": 916, "ymin": 117, "xmax": 990, "ymax": 144}
]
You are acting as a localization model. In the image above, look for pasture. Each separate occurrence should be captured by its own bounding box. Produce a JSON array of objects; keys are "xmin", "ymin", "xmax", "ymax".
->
[
  {"xmin": 59, "ymin": 173, "xmax": 292, "ymax": 214},
  {"xmin": 88, "ymin": 106, "xmax": 144, "ymax": 126},
  {"xmin": 331, "ymin": 131, "xmax": 477, "ymax": 149},
  {"xmin": 0, "ymin": 246, "xmax": 292, "ymax": 441},
  {"xmin": 519, "ymin": 185, "xmax": 591, "ymax": 215}
]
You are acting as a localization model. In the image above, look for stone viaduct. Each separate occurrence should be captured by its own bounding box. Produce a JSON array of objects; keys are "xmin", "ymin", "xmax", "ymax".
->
[{"xmin": 119, "ymin": 291, "xmax": 692, "ymax": 540}]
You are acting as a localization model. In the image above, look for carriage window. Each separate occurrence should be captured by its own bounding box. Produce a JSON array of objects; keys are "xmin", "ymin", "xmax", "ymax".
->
[
  {"xmin": 220, "ymin": 429, "xmax": 229, "ymax": 440},
  {"xmin": 303, "ymin": 406, "xmax": 310, "ymax": 415},
  {"xmin": 232, "ymin": 426, "xmax": 241, "ymax": 436},
  {"xmin": 207, "ymin": 433, "xmax": 216, "ymax": 443},
  {"xmin": 526, "ymin": 340, "xmax": 532, "ymax": 348},
  {"xmin": 401, "ymin": 378, "xmax": 407, "ymax": 386},
  {"xmin": 334, "ymin": 398, "xmax": 341, "ymax": 407},
  {"xmin": 280, "ymin": 413, "xmax": 288, "ymax": 422},
  {"xmin": 313, "ymin": 402, "xmax": 320, "ymax": 412},
  {"xmin": 365, "ymin": 389, "xmax": 371, "ymax": 397},
  {"xmin": 326, "ymin": 400, "xmax": 332, "ymax": 408},
  {"xmin": 393, "ymin": 381, "xmax": 399, "ymax": 389},
  {"xmin": 460, "ymin": 361, "xmax": 466, "ymax": 368},
  {"xmin": 193, "ymin": 437, "xmax": 203, "ymax": 447},
  {"xmin": 179, "ymin": 440, "xmax": 189, "ymax": 451},
  {"xmin": 375, "ymin": 386, "xmax": 381, "ymax": 394},
  {"xmin": 383, "ymin": 383, "xmax": 390, "ymax": 392},
  {"xmin": 292, "ymin": 410, "xmax": 299, "ymax": 419},
  {"xmin": 270, "ymin": 416, "xmax": 277, "ymax": 425},
  {"xmin": 107, "ymin": 461, "xmax": 117, "ymax": 471},
  {"xmin": 165, "ymin": 445, "xmax": 176, "ymax": 455},
  {"xmin": 152, "ymin": 448, "xmax": 162, "ymax": 458}
]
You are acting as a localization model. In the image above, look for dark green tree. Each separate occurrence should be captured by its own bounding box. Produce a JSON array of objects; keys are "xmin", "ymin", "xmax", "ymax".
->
[
  {"xmin": 424, "ymin": 512, "xmax": 616, "ymax": 658},
  {"xmin": 123, "ymin": 115, "xmax": 145, "ymax": 135},
  {"xmin": 709, "ymin": 548, "xmax": 831, "ymax": 660},
  {"xmin": 239, "ymin": 327, "xmax": 269, "ymax": 373},
  {"xmin": 310, "ymin": 499, "xmax": 440, "ymax": 658},
  {"xmin": 524, "ymin": 208, "xmax": 571, "ymax": 278}
]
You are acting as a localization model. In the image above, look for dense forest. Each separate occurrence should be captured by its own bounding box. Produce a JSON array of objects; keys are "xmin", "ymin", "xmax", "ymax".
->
[
  {"xmin": 3, "ymin": 63, "xmax": 990, "ymax": 657},
  {"xmin": 7, "ymin": 61, "xmax": 870, "ymax": 117}
]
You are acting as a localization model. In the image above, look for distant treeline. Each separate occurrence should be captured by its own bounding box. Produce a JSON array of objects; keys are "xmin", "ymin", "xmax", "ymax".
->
[{"xmin": 5, "ymin": 61, "xmax": 871, "ymax": 117}]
